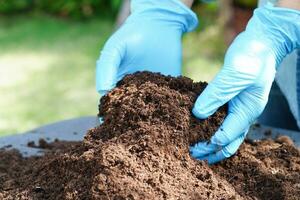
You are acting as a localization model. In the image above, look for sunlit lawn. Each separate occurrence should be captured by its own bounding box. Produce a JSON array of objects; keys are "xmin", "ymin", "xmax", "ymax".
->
[
  {"xmin": 0, "ymin": 15, "xmax": 113, "ymax": 136},
  {"xmin": 0, "ymin": 14, "xmax": 224, "ymax": 136}
]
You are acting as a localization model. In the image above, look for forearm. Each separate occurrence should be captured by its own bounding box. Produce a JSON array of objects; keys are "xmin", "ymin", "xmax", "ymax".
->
[
  {"xmin": 116, "ymin": 0, "xmax": 131, "ymax": 28},
  {"xmin": 277, "ymin": 0, "xmax": 300, "ymax": 10},
  {"xmin": 181, "ymin": 0, "xmax": 194, "ymax": 8},
  {"xmin": 119, "ymin": 0, "xmax": 194, "ymax": 21}
]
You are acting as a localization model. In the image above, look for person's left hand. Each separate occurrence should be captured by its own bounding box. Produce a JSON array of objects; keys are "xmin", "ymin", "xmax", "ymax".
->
[
  {"xmin": 96, "ymin": 0, "xmax": 198, "ymax": 96},
  {"xmin": 96, "ymin": 0, "xmax": 198, "ymax": 124}
]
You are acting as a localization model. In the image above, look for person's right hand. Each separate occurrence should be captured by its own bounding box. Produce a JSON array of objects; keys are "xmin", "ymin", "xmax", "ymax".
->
[
  {"xmin": 96, "ymin": 0, "xmax": 198, "ymax": 97},
  {"xmin": 190, "ymin": 5, "xmax": 300, "ymax": 164}
]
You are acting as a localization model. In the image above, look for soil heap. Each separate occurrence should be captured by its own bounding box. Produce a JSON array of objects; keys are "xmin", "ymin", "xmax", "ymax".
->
[{"xmin": 0, "ymin": 72, "xmax": 299, "ymax": 200}]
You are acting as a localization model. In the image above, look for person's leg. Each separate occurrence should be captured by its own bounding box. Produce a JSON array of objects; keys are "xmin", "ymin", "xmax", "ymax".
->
[
  {"xmin": 251, "ymin": 0, "xmax": 300, "ymax": 128},
  {"xmin": 115, "ymin": 0, "xmax": 130, "ymax": 28},
  {"xmin": 296, "ymin": 50, "xmax": 300, "ymax": 127},
  {"xmin": 258, "ymin": 82, "xmax": 299, "ymax": 131}
]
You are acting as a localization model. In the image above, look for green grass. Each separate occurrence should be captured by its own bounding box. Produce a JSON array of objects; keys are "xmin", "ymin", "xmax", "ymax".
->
[
  {"xmin": 0, "ymin": 14, "xmax": 225, "ymax": 136},
  {"xmin": 182, "ymin": 24, "xmax": 225, "ymax": 81},
  {"xmin": 0, "ymin": 15, "xmax": 113, "ymax": 136}
]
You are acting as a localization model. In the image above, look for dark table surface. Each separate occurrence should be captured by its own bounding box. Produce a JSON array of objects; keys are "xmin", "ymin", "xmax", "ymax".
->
[{"xmin": 0, "ymin": 116, "xmax": 299, "ymax": 157}]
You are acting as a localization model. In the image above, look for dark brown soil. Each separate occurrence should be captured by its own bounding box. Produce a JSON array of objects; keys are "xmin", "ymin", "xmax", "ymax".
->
[
  {"xmin": 0, "ymin": 72, "xmax": 299, "ymax": 200},
  {"xmin": 27, "ymin": 139, "xmax": 78, "ymax": 150}
]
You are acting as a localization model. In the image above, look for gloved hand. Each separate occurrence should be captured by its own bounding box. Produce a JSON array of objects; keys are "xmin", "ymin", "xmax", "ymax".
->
[
  {"xmin": 190, "ymin": 5, "xmax": 300, "ymax": 165},
  {"xmin": 96, "ymin": 0, "xmax": 198, "ymax": 96}
]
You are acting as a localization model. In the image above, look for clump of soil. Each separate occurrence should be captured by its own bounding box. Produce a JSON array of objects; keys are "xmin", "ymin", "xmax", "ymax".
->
[
  {"xmin": 0, "ymin": 72, "xmax": 299, "ymax": 200},
  {"xmin": 27, "ymin": 138, "xmax": 79, "ymax": 150}
]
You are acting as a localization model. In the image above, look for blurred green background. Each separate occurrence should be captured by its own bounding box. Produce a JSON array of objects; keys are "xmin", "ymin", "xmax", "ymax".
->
[{"xmin": 0, "ymin": 0, "xmax": 238, "ymax": 136}]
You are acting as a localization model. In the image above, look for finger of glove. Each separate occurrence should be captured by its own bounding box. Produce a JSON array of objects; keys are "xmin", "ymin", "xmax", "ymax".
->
[
  {"xmin": 211, "ymin": 89, "xmax": 266, "ymax": 146},
  {"xmin": 192, "ymin": 68, "xmax": 254, "ymax": 119},
  {"xmin": 190, "ymin": 125, "xmax": 248, "ymax": 159},
  {"xmin": 96, "ymin": 36, "xmax": 125, "ymax": 94},
  {"xmin": 98, "ymin": 117, "xmax": 104, "ymax": 125},
  {"xmin": 192, "ymin": 87, "xmax": 267, "ymax": 159},
  {"xmin": 190, "ymin": 92, "xmax": 253, "ymax": 159},
  {"xmin": 190, "ymin": 142, "xmax": 218, "ymax": 159},
  {"xmin": 99, "ymin": 90, "xmax": 109, "ymax": 99},
  {"xmin": 201, "ymin": 132, "xmax": 247, "ymax": 165}
]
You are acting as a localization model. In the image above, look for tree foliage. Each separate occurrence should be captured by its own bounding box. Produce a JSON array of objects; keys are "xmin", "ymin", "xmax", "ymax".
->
[{"xmin": 0, "ymin": 0, "xmax": 122, "ymax": 19}]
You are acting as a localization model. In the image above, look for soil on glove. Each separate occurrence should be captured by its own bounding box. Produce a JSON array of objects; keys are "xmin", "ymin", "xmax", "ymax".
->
[{"xmin": 0, "ymin": 72, "xmax": 299, "ymax": 200}]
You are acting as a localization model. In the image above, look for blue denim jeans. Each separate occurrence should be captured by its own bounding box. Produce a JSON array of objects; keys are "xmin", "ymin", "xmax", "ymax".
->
[
  {"xmin": 258, "ymin": 50, "xmax": 300, "ymax": 130},
  {"xmin": 257, "ymin": 0, "xmax": 300, "ymax": 130}
]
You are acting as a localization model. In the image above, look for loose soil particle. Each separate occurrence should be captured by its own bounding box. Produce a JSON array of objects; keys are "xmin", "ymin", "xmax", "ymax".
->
[{"xmin": 0, "ymin": 72, "xmax": 299, "ymax": 200}]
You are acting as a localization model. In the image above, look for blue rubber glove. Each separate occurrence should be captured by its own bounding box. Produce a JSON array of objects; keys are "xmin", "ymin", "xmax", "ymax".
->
[
  {"xmin": 190, "ymin": 5, "xmax": 300, "ymax": 165},
  {"xmin": 96, "ymin": 0, "xmax": 198, "ymax": 96}
]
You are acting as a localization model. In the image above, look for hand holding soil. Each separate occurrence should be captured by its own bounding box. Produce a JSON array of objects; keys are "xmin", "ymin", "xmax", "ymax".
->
[{"xmin": 191, "ymin": 5, "xmax": 300, "ymax": 164}]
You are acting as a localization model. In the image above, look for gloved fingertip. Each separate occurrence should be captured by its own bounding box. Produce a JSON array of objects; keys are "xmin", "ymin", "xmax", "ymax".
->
[
  {"xmin": 189, "ymin": 145, "xmax": 195, "ymax": 152},
  {"xmin": 192, "ymin": 106, "xmax": 210, "ymax": 119},
  {"xmin": 207, "ymin": 152, "xmax": 226, "ymax": 165},
  {"xmin": 189, "ymin": 141, "xmax": 219, "ymax": 159},
  {"xmin": 194, "ymin": 154, "xmax": 219, "ymax": 165},
  {"xmin": 190, "ymin": 145, "xmax": 204, "ymax": 159},
  {"xmin": 221, "ymin": 133, "xmax": 246, "ymax": 158},
  {"xmin": 192, "ymin": 88, "xmax": 221, "ymax": 119},
  {"xmin": 98, "ymin": 90, "xmax": 109, "ymax": 97},
  {"xmin": 99, "ymin": 117, "xmax": 104, "ymax": 124}
]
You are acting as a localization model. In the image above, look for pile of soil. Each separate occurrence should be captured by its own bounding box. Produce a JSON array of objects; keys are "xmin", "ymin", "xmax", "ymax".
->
[{"xmin": 0, "ymin": 72, "xmax": 299, "ymax": 200}]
